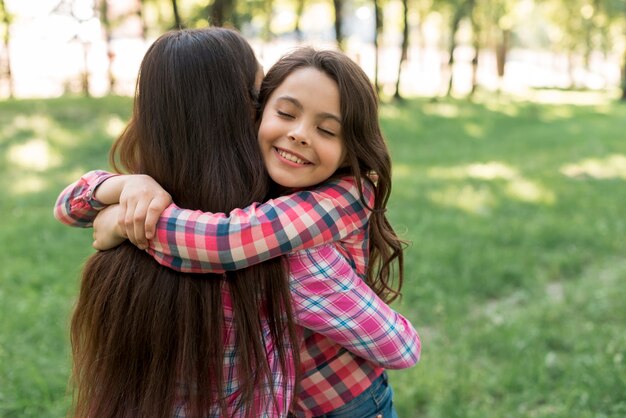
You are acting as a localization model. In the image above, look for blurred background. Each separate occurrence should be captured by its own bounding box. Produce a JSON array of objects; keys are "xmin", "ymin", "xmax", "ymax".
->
[
  {"xmin": 1, "ymin": 1, "xmax": 625, "ymax": 417},
  {"xmin": 0, "ymin": 0, "xmax": 625, "ymax": 100}
]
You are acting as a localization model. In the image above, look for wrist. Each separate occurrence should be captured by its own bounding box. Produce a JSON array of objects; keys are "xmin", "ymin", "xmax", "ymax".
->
[{"xmin": 93, "ymin": 175, "xmax": 127, "ymax": 205}]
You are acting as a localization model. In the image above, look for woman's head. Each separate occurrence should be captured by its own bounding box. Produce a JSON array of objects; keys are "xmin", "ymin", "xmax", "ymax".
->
[
  {"xmin": 258, "ymin": 47, "xmax": 404, "ymax": 302},
  {"xmin": 113, "ymin": 27, "xmax": 266, "ymax": 211},
  {"xmin": 73, "ymin": 28, "xmax": 297, "ymax": 418}
]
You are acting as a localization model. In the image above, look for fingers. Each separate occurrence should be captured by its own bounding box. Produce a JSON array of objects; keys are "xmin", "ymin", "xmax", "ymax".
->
[
  {"xmin": 117, "ymin": 175, "xmax": 172, "ymax": 250},
  {"xmin": 124, "ymin": 198, "xmax": 139, "ymax": 246},
  {"xmin": 144, "ymin": 194, "xmax": 171, "ymax": 240},
  {"xmin": 131, "ymin": 198, "xmax": 149, "ymax": 249}
]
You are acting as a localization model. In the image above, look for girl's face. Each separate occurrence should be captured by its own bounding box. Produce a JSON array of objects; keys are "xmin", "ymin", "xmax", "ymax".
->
[{"xmin": 258, "ymin": 67, "xmax": 346, "ymax": 189}]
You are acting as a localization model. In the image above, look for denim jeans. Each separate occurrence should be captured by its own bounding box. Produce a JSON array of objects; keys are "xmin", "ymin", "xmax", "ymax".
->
[{"xmin": 315, "ymin": 372, "xmax": 398, "ymax": 418}]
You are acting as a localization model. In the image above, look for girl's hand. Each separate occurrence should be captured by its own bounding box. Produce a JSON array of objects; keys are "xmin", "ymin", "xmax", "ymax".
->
[
  {"xmin": 93, "ymin": 205, "xmax": 127, "ymax": 250},
  {"xmin": 118, "ymin": 175, "xmax": 172, "ymax": 249}
]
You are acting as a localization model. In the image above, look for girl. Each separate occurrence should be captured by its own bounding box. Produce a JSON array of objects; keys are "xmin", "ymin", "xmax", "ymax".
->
[
  {"xmin": 56, "ymin": 47, "xmax": 417, "ymax": 417},
  {"xmin": 56, "ymin": 33, "xmax": 419, "ymax": 418}
]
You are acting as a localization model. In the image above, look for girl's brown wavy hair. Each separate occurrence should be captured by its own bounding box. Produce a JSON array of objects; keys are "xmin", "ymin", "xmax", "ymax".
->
[{"xmin": 71, "ymin": 28, "xmax": 299, "ymax": 418}]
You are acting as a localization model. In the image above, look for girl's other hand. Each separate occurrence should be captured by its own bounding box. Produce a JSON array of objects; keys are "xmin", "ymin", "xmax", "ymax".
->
[
  {"xmin": 93, "ymin": 205, "xmax": 127, "ymax": 250},
  {"xmin": 118, "ymin": 175, "xmax": 172, "ymax": 249}
]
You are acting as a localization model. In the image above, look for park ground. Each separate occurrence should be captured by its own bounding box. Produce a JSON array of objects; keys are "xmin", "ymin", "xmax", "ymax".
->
[{"xmin": 1, "ymin": 90, "xmax": 625, "ymax": 417}]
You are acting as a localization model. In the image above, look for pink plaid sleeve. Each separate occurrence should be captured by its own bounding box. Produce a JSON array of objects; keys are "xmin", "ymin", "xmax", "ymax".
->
[
  {"xmin": 147, "ymin": 177, "xmax": 374, "ymax": 273},
  {"xmin": 53, "ymin": 170, "xmax": 118, "ymax": 227},
  {"xmin": 288, "ymin": 245, "xmax": 420, "ymax": 369}
]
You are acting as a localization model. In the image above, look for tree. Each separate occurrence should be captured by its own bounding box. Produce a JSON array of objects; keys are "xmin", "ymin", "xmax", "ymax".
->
[
  {"xmin": 99, "ymin": 0, "xmax": 116, "ymax": 93},
  {"xmin": 294, "ymin": 0, "xmax": 305, "ymax": 41},
  {"xmin": 467, "ymin": 0, "xmax": 480, "ymax": 97},
  {"xmin": 209, "ymin": 0, "xmax": 236, "ymax": 27},
  {"xmin": 52, "ymin": 0, "xmax": 99, "ymax": 97},
  {"xmin": 172, "ymin": 0, "xmax": 183, "ymax": 28},
  {"xmin": 486, "ymin": 0, "xmax": 516, "ymax": 93},
  {"xmin": 393, "ymin": 0, "xmax": 409, "ymax": 100},
  {"xmin": 0, "ymin": 0, "xmax": 13, "ymax": 98},
  {"xmin": 621, "ymin": 0, "xmax": 626, "ymax": 100},
  {"xmin": 373, "ymin": 0, "xmax": 383, "ymax": 93},
  {"xmin": 333, "ymin": 0, "xmax": 345, "ymax": 50},
  {"xmin": 443, "ymin": 0, "xmax": 471, "ymax": 96},
  {"xmin": 136, "ymin": 0, "xmax": 147, "ymax": 40}
]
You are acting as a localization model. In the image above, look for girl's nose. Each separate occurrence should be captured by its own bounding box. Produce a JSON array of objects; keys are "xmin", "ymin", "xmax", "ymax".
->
[{"xmin": 288, "ymin": 126, "xmax": 309, "ymax": 146}]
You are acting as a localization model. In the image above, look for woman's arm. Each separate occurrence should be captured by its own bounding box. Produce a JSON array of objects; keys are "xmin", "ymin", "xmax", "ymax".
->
[
  {"xmin": 146, "ymin": 176, "xmax": 373, "ymax": 273},
  {"xmin": 289, "ymin": 244, "xmax": 420, "ymax": 369}
]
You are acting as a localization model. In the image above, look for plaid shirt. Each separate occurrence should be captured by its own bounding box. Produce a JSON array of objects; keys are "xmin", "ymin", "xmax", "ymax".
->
[{"xmin": 54, "ymin": 171, "xmax": 421, "ymax": 417}]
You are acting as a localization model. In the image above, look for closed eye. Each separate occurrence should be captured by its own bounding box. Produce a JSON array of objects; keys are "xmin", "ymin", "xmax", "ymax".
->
[
  {"xmin": 318, "ymin": 127, "xmax": 336, "ymax": 136},
  {"xmin": 277, "ymin": 110, "xmax": 294, "ymax": 119}
]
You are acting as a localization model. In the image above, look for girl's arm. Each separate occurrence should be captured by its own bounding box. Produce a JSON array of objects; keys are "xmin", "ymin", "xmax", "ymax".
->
[
  {"xmin": 147, "ymin": 176, "xmax": 372, "ymax": 273},
  {"xmin": 53, "ymin": 170, "xmax": 119, "ymax": 227},
  {"xmin": 54, "ymin": 171, "xmax": 171, "ymax": 245},
  {"xmin": 290, "ymin": 244, "xmax": 420, "ymax": 369},
  {"xmin": 55, "ymin": 170, "xmax": 373, "ymax": 274}
]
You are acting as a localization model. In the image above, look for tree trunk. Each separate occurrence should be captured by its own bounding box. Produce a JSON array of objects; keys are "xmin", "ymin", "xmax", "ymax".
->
[
  {"xmin": 333, "ymin": 0, "xmax": 344, "ymax": 50},
  {"xmin": 210, "ymin": 0, "xmax": 235, "ymax": 27},
  {"xmin": 137, "ymin": 0, "xmax": 147, "ymax": 41},
  {"xmin": 393, "ymin": 0, "xmax": 409, "ymax": 100},
  {"xmin": 171, "ymin": 0, "xmax": 183, "ymax": 28},
  {"xmin": 263, "ymin": 0, "xmax": 274, "ymax": 43},
  {"xmin": 495, "ymin": 28, "xmax": 510, "ymax": 93},
  {"xmin": 445, "ymin": 6, "xmax": 464, "ymax": 97},
  {"xmin": 0, "ymin": 0, "xmax": 13, "ymax": 98},
  {"xmin": 468, "ymin": 0, "xmax": 479, "ymax": 98},
  {"xmin": 99, "ymin": 0, "xmax": 116, "ymax": 93},
  {"xmin": 81, "ymin": 41, "xmax": 91, "ymax": 97},
  {"xmin": 373, "ymin": 0, "xmax": 382, "ymax": 94},
  {"xmin": 622, "ymin": 3, "xmax": 626, "ymax": 101},
  {"xmin": 294, "ymin": 0, "xmax": 305, "ymax": 41}
]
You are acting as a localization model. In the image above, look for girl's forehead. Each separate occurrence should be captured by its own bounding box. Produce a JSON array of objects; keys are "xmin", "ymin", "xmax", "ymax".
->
[{"xmin": 277, "ymin": 68, "xmax": 337, "ymax": 94}]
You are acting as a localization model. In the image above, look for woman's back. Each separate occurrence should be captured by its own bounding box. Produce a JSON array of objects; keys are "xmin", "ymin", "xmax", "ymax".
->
[
  {"xmin": 75, "ymin": 246, "xmax": 295, "ymax": 418},
  {"xmin": 70, "ymin": 28, "xmax": 298, "ymax": 418}
]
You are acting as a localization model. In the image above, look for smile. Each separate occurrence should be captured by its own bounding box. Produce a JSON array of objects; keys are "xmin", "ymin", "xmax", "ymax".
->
[{"xmin": 274, "ymin": 147, "xmax": 312, "ymax": 165}]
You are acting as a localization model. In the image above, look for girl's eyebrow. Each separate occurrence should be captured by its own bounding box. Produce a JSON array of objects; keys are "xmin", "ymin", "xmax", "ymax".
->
[{"xmin": 276, "ymin": 95, "xmax": 342, "ymax": 124}]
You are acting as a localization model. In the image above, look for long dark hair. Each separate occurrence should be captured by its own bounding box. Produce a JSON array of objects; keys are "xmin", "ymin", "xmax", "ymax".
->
[
  {"xmin": 258, "ymin": 47, "xmax": 405, "ymax": 303},
  {"xmin": 71, "ymin": 28, "xmax": 299, "ymax": 418}
]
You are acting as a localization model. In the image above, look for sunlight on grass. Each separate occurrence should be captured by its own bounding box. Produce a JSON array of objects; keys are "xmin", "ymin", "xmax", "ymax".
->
[
  {"xmin": 505, "ymin": 178, "xmax": 556, "ymax": 204},
  {"xmin": 105, "ymin": 115, "xmax": 127, "ymax": 137},
  {"xmin": 462, "ymin": 121, "xmax": 486, "ymax": 139},
  {"xmin": 539, "ymin": 106, "xmax": 574, "ymax": 120},
  {"xmin": 379, "ymin": 105, "xmax": 404, "ymax": 120},
  {"xmin": 560, "ymin": 154, "xmax": 626, "ymax": 180},
  {"xmin": 524, "ymin": 89, "xmax": 618, "ymax": 106},
  {"xmin": 482, "ymin": 100, "xmax": 520, "ymax": 117},
  {"xmin": 428, "ymin": 161, "xmax": 517, "ymax": 180},
  {"xmin": 427, "ymin": 161, "xmax": 555, "ymax": 204},
  {"xmin": 393, "ymin": 163, "xmax": 417, "ymax": 180},
  {"xmin": 1, "ymin": 114, "xmax": 53, "ymax": 139},
  {"xmin": 422, "ymin": 102, "xmax": 461, "ymax": 118},
  {"xmin": 6, "ymin": 138, "xmax": 62, "ymax": 171},
  {"xmin": 8, "ymin": 174, "xmax": 47, "ymax": 195},
  {"xmin": 428, "ymin": 185, "xmax": 495, "ymax": 215}
]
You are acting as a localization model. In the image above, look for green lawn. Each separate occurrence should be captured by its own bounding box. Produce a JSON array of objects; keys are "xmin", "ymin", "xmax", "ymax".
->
[{"xmin": 1, "ymin": 93, "xmax": 625, "ymax": 417}]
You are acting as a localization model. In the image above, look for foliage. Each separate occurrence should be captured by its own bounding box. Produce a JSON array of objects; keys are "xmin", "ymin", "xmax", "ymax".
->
[{"xmin": 1, "ymin": 92, "xmax": 626, "ymax": 417}]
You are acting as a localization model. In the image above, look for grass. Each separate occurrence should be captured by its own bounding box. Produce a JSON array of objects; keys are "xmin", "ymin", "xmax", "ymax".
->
[{"xmin": 1, "ymin": 92, "xmax": 625, "ymax": 417}]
